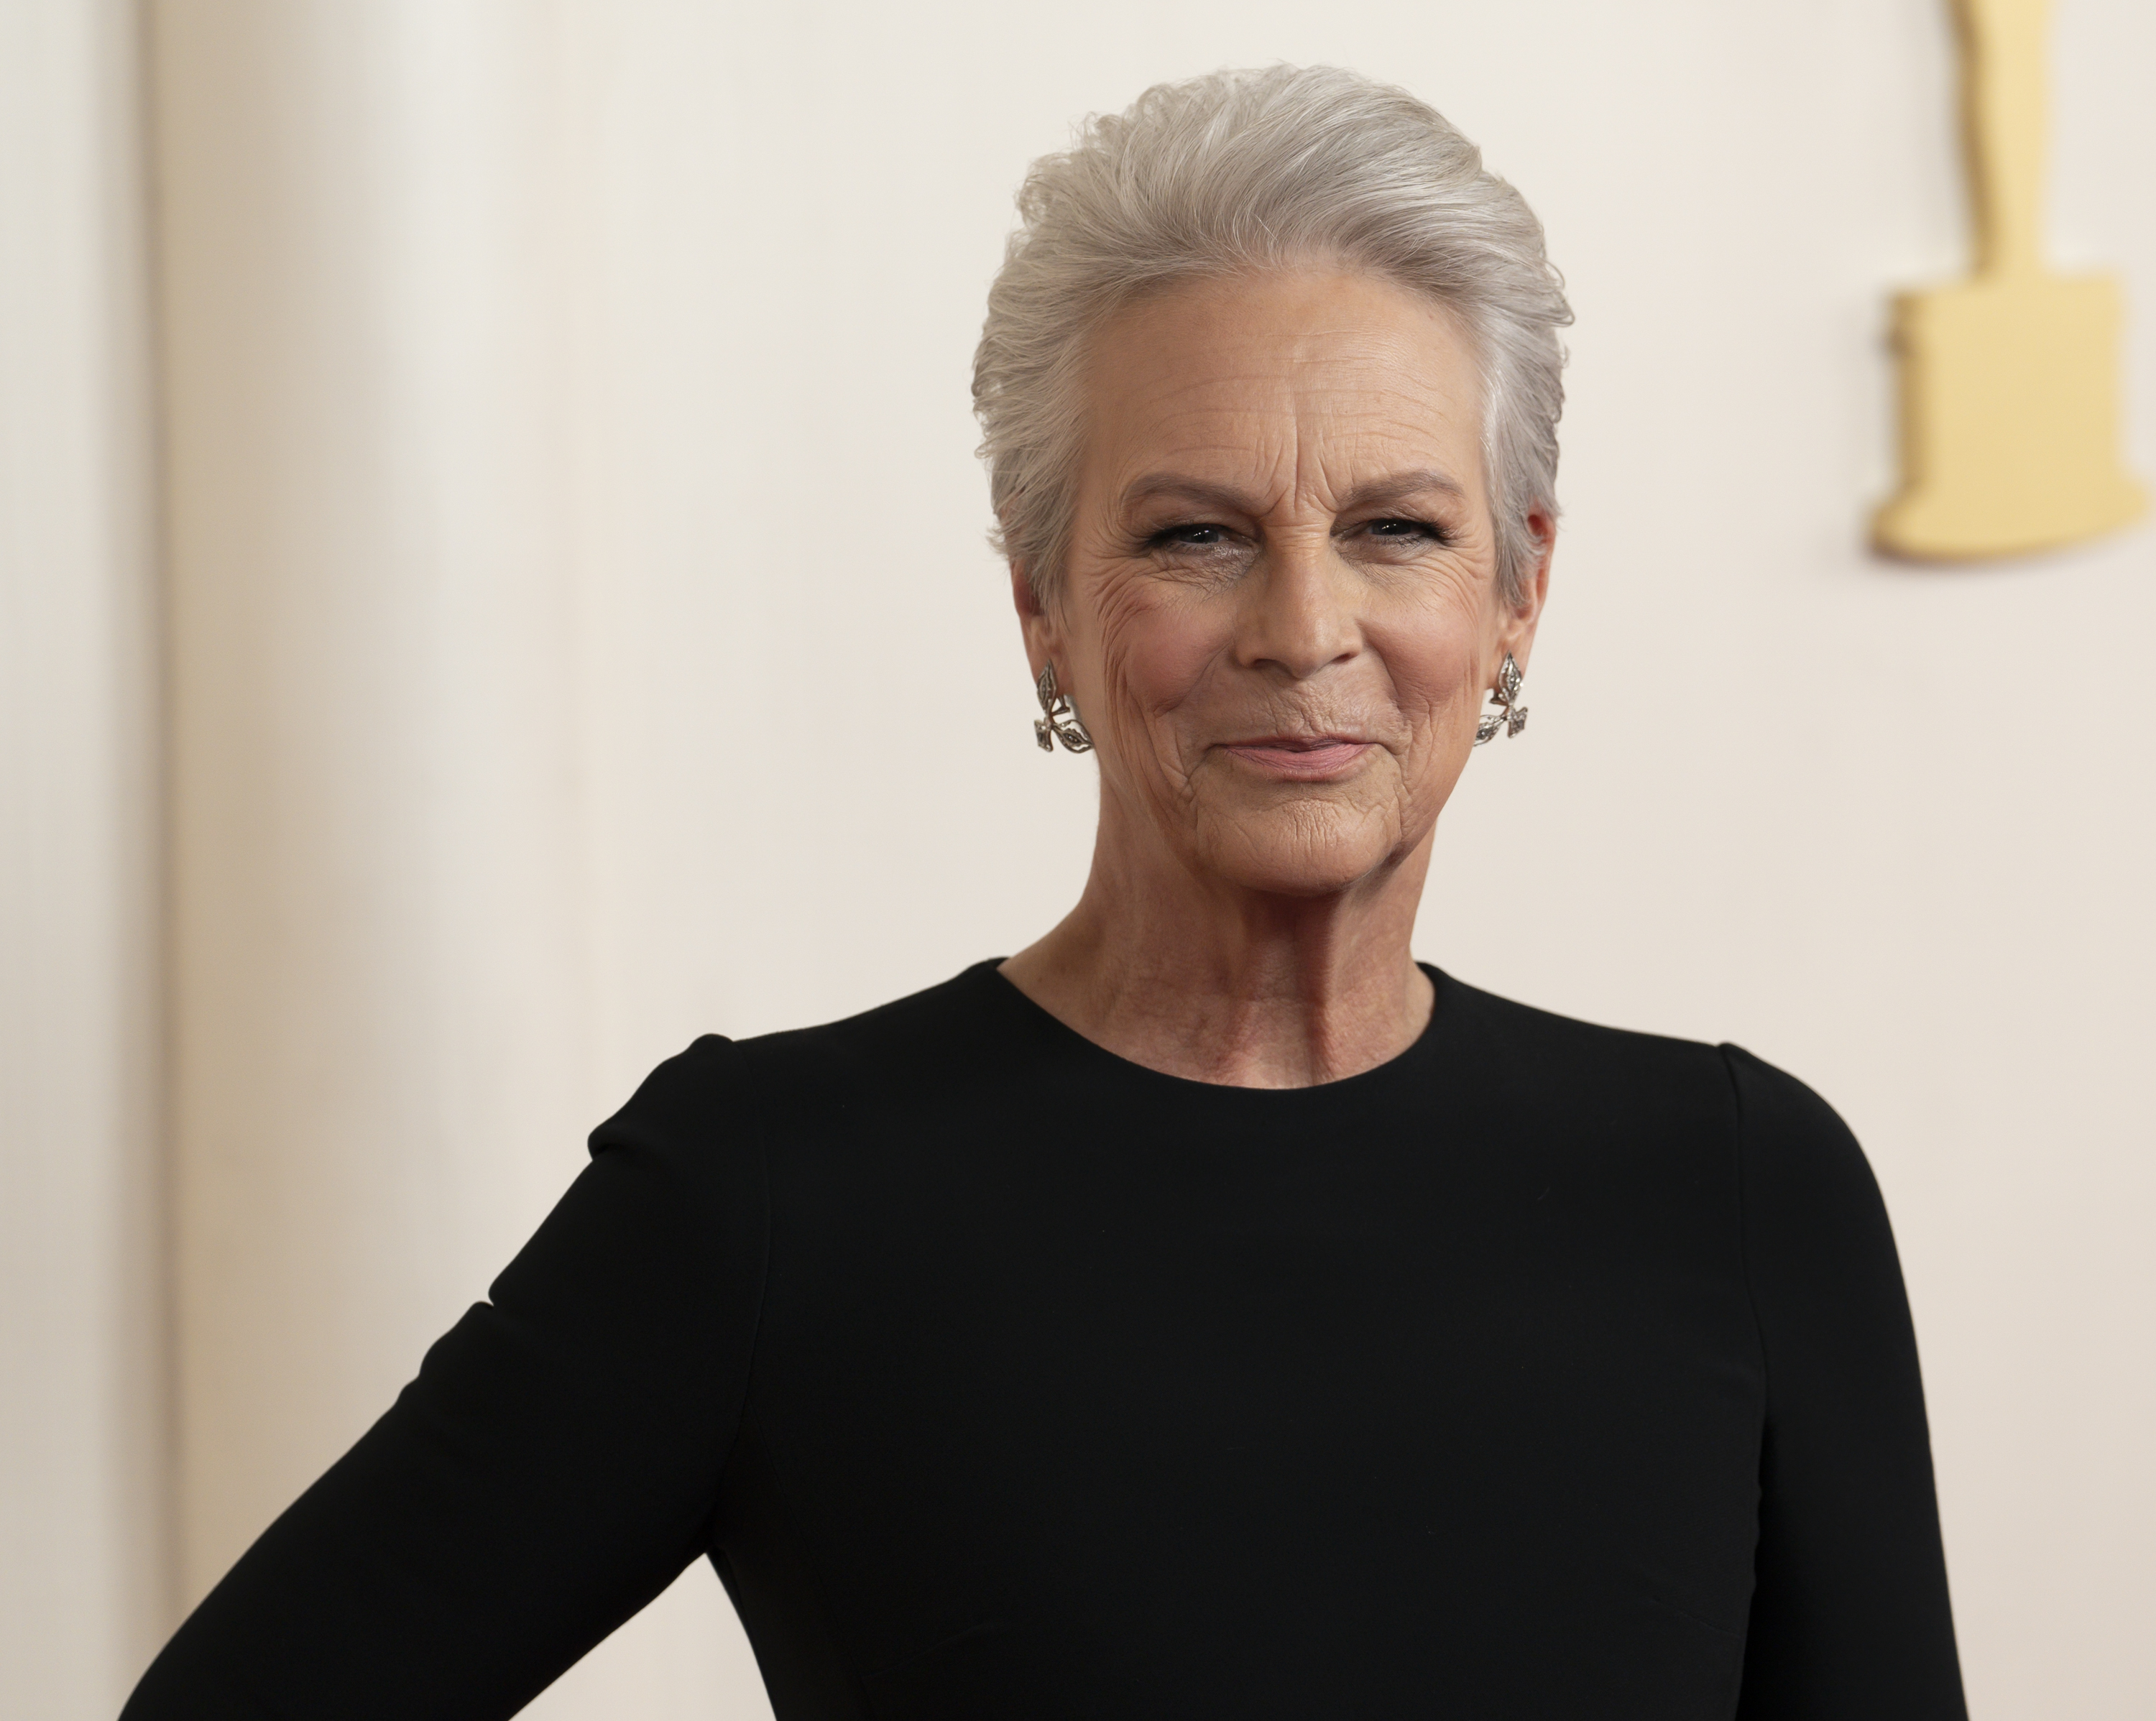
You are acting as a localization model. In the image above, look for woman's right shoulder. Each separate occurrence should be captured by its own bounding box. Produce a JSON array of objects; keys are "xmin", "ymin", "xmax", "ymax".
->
[{"xmin": 595, "ymin": 961, "xmax": 1011, "ymax": 1160}]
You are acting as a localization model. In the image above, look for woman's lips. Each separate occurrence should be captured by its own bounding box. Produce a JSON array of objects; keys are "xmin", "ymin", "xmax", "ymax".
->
[{"xmin": 1217, "ymin": 736, "xmax": 1376, "ymax": 780}]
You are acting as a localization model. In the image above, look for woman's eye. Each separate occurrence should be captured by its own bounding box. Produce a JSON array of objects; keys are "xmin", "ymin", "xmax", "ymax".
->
[
  {"xmin": 1363, "ymin": 517, "xmax": 1434, "ymax": 541},
  {"xmin": 1152, "ymin": 523, "xmax": 1229, "ymax": 548}
]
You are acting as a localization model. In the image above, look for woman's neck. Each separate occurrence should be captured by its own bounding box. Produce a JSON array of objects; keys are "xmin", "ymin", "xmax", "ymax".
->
[{"xmin": 998, "ymin": 825, "xmax": 1435, "ymax": 1089}]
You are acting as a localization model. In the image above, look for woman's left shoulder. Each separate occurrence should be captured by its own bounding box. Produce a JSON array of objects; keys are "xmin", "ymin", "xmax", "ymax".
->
[
  {"xmin": 1431, "ymin": 973, "xmax": 1867, "ymax": 1177},
  {"xmin": 1713, "ymin": 1043, "xmax": 1895, "ymax": 1254},
  {"xmin": 1432, "ymin": 971, "xmax": 1733, "ymax": 1109}
]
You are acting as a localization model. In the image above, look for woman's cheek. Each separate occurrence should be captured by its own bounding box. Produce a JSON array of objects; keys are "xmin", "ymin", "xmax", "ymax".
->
[
  {"xmin": 1373, "ymin": 625, "xmax": 1478, "ymax": 734},
  {"xmin": 1099, "ymin": 593, "xmax": 1225, "ymax": 724}
]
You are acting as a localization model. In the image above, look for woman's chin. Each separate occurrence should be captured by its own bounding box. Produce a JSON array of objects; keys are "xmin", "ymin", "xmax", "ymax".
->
[{"xmin": 1188, "ymin": 805, "xmax": 1409, "ymax": 899}]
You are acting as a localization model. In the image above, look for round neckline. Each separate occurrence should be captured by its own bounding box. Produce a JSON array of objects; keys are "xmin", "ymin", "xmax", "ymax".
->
[{"xmin": 969, "ymin": 959, "xmax": 1453, "ymax": 1102}]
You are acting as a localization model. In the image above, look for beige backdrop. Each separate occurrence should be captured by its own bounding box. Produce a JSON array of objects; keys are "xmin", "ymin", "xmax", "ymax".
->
[
  {"xmin": 4, "ymin": 1, "xmax": 2151, "ymax": 1717},
  {"xmin": 1, "ymin": 3, "xmax": 165, "ymax": 1717}
]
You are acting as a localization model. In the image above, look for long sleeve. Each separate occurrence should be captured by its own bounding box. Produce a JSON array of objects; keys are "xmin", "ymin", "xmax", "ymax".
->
[
  {"xmin": 1724, "ymin": 1046, "xmax": 1966, "ymax": 1720},
  {"xmin": 120, "ymin": 1035, "xmax": 768, "ymax": 1721}
]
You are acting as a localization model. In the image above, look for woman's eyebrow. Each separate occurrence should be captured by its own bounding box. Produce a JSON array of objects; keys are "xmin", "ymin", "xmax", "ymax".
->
[
  {"xmin": 1118, "ymin": 468, "xmax": 1465, "ymax": 515},
  {"xmin": 1335, "ymin": 469, "xmax": 1467, "ymax": 509},
  {"xmin": 1117, "ymin": 474, "xmax": 1268, "ymax": 516}
]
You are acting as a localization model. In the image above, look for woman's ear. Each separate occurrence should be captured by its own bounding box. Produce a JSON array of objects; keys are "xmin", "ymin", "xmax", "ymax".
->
[
  {"xmin": 1010, "ymin": 561, "xmax": 1059, "ymax": 677},
  {"xmin": 1500, "ymin": 508, "xmax": 1555, "ymax": 673}
]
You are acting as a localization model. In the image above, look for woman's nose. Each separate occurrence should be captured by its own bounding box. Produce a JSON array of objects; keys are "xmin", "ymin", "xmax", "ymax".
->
[{"xmin": 1233, "ymin": 542, "xmax": 1361, "ymax": 679}]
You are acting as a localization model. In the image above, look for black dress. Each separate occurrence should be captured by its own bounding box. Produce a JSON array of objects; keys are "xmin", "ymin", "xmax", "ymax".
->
[{"xmin": 121, "ymin": 963, "xmax": 1966, "ymax": 1720}]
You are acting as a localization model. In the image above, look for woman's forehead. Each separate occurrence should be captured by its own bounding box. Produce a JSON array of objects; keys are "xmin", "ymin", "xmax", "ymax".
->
[{"xmin": 1081, "ymin": 271, "xmax": 1485, "ymax": 507}]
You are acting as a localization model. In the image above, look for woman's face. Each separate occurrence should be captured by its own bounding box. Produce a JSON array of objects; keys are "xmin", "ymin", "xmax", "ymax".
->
[{"xmin": 1019, "ymin": 266, "xmax": 1549, "ymax": 900}]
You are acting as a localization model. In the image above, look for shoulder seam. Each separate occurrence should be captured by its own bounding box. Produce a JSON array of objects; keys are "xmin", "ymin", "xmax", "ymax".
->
[
  {"xmin": 1718, "ymin": 1045, "xmax": 1774, "ymax": 1413},
  {"xmin": 709, "ymin": 1036, "xmax": 775, "ymax": 1524}
]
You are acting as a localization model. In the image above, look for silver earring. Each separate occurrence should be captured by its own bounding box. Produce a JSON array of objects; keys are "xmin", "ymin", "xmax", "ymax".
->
[
  {"xmin": 1033, "ymin": 663, "xmax": 1095, "ymax": 754},
  {"xmin": 1474, "ymin": 653, "xmax": 1528, "ymax": 745}
]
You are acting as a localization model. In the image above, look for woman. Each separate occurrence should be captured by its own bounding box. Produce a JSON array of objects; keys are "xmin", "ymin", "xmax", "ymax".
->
[{"xmin": 124, "ymin": 66, "xmax": 1966, "ymax": 1720}]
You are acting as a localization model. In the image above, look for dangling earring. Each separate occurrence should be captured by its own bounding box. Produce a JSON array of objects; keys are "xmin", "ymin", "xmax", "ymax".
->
[
  {"xmin": 1033, "ymin": 663, "xmax": 1095, "ymax": 754},
  {"xmin": 1474, "ymin": 652, "xmax": 1529, "ymax": 745}
]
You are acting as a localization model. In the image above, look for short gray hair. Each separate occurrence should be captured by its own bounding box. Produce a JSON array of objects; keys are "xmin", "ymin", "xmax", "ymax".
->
[{"xmin": 973, "ymin": 64, "xmax": 1572, "ymax": 609}]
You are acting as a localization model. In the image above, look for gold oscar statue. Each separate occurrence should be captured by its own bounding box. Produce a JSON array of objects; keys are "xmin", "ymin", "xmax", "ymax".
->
[{"xmin": 1874, "ymin": 0, "xmax": 2145, "ymax": 560}]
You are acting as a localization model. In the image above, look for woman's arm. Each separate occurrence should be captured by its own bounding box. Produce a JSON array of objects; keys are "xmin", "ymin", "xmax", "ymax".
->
[
  {"xmin": 1723, "ymin": 1046, "xmax": 1967, "ymax": 1720},
  {"xmin": 121, "ymin": 1035, "xmax": 768, "ymax": 1721}
]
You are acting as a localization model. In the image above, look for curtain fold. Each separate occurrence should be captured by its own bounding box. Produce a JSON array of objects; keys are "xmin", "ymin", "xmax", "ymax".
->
[{"xmin": 0, "ymin": 1, "xmax": 167, "ymax": 1716}]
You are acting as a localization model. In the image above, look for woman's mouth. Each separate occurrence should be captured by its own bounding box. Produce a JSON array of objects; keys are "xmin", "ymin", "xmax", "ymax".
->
[{"xmin": 1216, "ymin": 735, "xmax": 1376, "ymax": 780}]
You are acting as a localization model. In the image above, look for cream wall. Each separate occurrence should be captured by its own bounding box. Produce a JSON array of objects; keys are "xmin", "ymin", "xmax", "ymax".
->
[
  {"xmin": 2, "ymin": 1, "xmax": 2150, "ymax": 1717},
  {"xmin": 0, "ymin": 1, "xmax": 167, "ymax": 1717}
]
